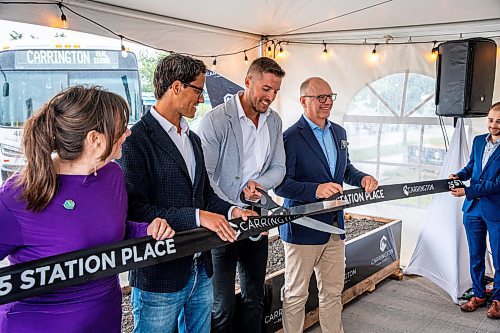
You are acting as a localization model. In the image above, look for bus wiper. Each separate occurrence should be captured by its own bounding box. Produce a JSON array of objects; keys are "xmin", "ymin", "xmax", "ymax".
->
[
  {"xmin": 26, "ymin": 98, "xmax": 33, "ymax": 118},
  {"xmin": 0, "ymin": 68, "xmax": 8, "ymax": 97},
  {"xmin": 121, "ymin": 75, "xmax": 132, "ymax": 109}
]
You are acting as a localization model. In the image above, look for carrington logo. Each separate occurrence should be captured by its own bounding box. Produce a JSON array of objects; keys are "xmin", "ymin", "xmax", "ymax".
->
[
  {"xmin": 402, "ymin": 186, "xmax": 409, "ymax": 196},
  {"xmin": 379, "ymin": 235, "xmax": 388, "ymax": 252},
  {"xmin": 402, "ymin": 184, "xmax": 434, "ymax": 196}
]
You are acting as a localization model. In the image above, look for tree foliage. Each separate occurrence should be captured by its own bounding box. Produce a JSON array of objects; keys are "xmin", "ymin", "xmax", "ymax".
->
[{"xmin": 138, "ymin": 50, "xmax": 168, "ymax": 93}]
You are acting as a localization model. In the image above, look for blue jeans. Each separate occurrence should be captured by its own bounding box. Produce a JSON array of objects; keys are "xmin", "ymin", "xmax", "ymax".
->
[
  {"xmin": 463, "ymin": 212, "xmax": 500, "ymax": 301},
  {"xmin": 211, "ymin": 236, "xmax": 268, "ymax": 333},
  {"xmin": 131, "ymin": 264, "xmax": 213, "ymax": 333}
]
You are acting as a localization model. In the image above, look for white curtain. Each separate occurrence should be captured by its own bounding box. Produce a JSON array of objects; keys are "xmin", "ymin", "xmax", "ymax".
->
[{"xmin": 403, "ymin": 118, "xmax": 471, "ymax": 303}]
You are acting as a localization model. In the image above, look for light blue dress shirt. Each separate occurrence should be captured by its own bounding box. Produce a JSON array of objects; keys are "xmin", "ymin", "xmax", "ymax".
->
[
  {"xmin": 482, "ymin": 134, "xmax": 499, "ymax": 170},
  {"xmin": 303, "ymin": 115, "xmax": 337, "ymax": 178}
]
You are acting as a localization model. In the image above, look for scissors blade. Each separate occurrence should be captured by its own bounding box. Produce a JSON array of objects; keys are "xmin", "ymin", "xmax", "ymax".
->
[
  {"xmin": 291, "ymin": 216, "xmax": 345, "ymax": 234},
  {"xmin": 287, "ymin": 199, "xmax": 349, "ymax": 215}
]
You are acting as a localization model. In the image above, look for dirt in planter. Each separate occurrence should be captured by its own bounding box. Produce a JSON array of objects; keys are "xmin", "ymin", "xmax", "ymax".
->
[
  {"xmin": 236, "ymin": 217, "xmax": 385, "ymax": 285},
  {"xmin": 121, "ymin": 217, "xmax": 386, "ymax": 332},
  {"xmin": 122, "ymin": 294, "xmax": 133, "ymax": 333}
]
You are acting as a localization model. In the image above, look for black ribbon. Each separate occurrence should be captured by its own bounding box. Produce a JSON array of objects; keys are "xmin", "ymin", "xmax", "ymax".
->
[
  {"xmin": 331, "ymin": 178, "xmax": 464, "ymax": 209},
  {"xmin": 0, "ymin": 179, "xmax": 463, "ymax": 305}
]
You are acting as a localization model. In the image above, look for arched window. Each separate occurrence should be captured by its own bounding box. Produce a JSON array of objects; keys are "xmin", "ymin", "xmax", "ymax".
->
[{"xmin": 342, "ymin": 71, "xmax": 470, "ymax": 206}]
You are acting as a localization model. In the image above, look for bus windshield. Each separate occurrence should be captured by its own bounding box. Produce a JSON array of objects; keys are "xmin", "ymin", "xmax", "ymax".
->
[
  {"xmin": 0, "ymin": 49, "xmax": 142, "ymax": 128},
  {"xmin": 0, "ymin": 70, "xmax": 141, "ymax": 127}
]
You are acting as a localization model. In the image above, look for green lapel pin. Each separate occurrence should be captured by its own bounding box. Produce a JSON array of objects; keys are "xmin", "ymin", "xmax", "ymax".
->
[{"xmin": 63, "ymin": 199, "xmax": 76, "ymax": 210}]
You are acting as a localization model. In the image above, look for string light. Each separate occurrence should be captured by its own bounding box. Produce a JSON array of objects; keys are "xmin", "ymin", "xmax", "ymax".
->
[
  {"xmin": 2, "ymin": 2, "xmax": 493, "ymax": 64},
  {"xmin": 120, "ymin": 36, "xmax": 128, "ymax": 58},
  {"xmin": 58, "ymin": 3, "xmax": 68, "ymax": 29},
  {"xmin": 267, "ymin": 41, "xmax": 273, "ymax": 52},
  {"xmin": 322, "ymin": 42, "xmax": 328, "ymax": 55},
  {"xmin": 276, "ymin": 43, "xmax": 285, "ymax": 58},
  {"xmin": 370, "ymin": 43, "xmax": 379, "ymax": 62},
  {"xmin": 266, "ymin": 40, "xmax": 276, "ymax": 57},
  {"xmin": 431, "ymin": 41, "xmax": 438, "ymax": 60},
  {"xmin": 244, "ymin": 51, "xmax": 248, "ymax": 65},
  {"xmin": 212, "ymin": 57, "xmax": 217, "ymax": 70}
]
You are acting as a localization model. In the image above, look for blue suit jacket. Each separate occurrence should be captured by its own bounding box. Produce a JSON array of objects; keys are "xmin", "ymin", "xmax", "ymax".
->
[
  {"xmin": 457, "ymin": 133, "xmax": 500, "ymax": 222},
  {"xmin": 275, "ymin": 116, "xmax": 368, "ymax": 245},
  {"xmin": 116, "ymin": 111, "xmax": 232, "ymax": 293}
]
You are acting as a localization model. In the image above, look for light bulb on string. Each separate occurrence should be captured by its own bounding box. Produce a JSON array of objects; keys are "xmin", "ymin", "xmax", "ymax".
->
[
  {"xmin": 266, "ymin": 40, "xmax": 275, "ymax": 57},
  {"xmin": 370, "ymin": 44, "xmax": 379, "ymax": 62},
  {"xmin": 277, "ymin": 43, "xmax": 285, "ymax": 58},
  {"xmin": 431, "ymin": 41, "xmax": 438, "ymax": 60},
  {"xmin": 244, "ymin": 51, "xmax": 248, "ymax": 65},
  {"xmin": 212, "ymin": 58, "xmax": 217, "ymax": 71},
  {"xmin": 120, "ymin": 36, "xmax": 128, "ymax": 58},
  {"xmin": 323, "ymin": 42, "xmax": 328, "ymax": 55},
  {"xmin": 58, "ymin": 3, "xmax": 68, "ymax": 29}
]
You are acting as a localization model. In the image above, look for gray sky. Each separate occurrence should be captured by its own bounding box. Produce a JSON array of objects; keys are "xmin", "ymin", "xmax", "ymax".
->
[{"xmin": 0, "ymin": 19, "xmax": 151, "ymax": 55}]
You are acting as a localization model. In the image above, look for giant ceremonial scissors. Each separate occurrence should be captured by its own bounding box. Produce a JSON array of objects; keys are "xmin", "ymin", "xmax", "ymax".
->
[{"xmin": 240, "ymin": 189, "xmax": 349, "ymax": 235}]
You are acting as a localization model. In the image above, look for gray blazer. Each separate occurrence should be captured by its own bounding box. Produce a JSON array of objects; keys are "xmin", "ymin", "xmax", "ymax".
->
[{"xmin": 197, "ymin": 92, "xmax": 286, "ymax": 204}]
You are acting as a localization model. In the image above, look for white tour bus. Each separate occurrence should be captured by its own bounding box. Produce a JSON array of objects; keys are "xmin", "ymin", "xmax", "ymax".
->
[{"xmin": 0, "ymin": 45, "xmax": 143, "ymax": 182}]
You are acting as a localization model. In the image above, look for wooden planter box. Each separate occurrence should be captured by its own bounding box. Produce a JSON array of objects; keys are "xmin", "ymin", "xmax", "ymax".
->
[{"xmin": 235, "ymin": 214, "xmax": 402, "ymax": 332}]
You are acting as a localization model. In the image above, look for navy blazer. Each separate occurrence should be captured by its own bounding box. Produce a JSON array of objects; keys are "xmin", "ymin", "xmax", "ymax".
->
[
  {"xmin": 275, "ymin": 116, "xmax": 367, "ymax": 245},
  {"xmin": 116, "ymin": 111, "xmax": 232, "ymax": 293},
  {"xmin": 457, "ymin": 133, "xmax": 500, "ymax": 222}
]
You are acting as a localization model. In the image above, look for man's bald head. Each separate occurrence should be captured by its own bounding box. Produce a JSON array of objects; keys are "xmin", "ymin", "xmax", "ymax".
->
[{"xmin": 300, "ymin": 77, "xmax": 329, "ymax": 96}]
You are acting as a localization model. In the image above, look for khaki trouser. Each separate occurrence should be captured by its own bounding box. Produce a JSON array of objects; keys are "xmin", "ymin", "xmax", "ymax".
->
[{"xmin": 282, "ymin": 234, "xmax": 345, "ymax": 333}]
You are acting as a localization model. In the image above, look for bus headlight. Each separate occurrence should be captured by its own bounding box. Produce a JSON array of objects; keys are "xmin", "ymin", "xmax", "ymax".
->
[{"xmin": 0, "ymin": 144, "xmax": 23, "ymax": 158}]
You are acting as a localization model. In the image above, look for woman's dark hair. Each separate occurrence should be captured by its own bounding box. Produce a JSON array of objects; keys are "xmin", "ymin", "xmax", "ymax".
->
[{"xmin": 16, "ymin": 86, "xmax": 129, "ymax": 212}]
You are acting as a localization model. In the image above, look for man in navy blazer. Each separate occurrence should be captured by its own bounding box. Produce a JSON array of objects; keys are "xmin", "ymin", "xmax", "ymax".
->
[
  {"xmin": 450, "ymin": 103, "xmax": 500, "ymax": 319},
  {"xmin": 275, "ymin": 77, "xmax": 378, "ymax": 333},
  {"xmin": 117, "ymin": 54, "xmax": 251, "ymax": 333}
]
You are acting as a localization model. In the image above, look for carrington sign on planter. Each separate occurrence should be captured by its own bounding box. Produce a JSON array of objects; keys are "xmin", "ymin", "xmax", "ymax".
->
[{"xmin": 258, "ymin": 218, "xmax": 402, "ymax": 333}]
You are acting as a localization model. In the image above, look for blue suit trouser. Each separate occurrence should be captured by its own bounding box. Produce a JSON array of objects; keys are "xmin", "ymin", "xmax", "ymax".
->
[{"xmin": 463, "ymin": 205, "xmax": 500, "ymax": 301}]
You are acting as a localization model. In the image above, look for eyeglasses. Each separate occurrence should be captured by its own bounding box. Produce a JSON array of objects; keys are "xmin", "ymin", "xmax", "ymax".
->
[
  {"xmin": 182, "ymin": 82, "xmax": 205, "ymax": 99},
  {"xmin": 302, "ymin": 93, "xmax": 337, "ymax": 103}
]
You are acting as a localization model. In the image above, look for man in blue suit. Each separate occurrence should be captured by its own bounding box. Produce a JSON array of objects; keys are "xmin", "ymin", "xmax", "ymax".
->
[
  {"xmin": 275, "ymin": 77, "xmax": 378, "ymax": 333},
  {"xmin": 450, "ymin": 103, "xmax": 500, "ymax": 319}
]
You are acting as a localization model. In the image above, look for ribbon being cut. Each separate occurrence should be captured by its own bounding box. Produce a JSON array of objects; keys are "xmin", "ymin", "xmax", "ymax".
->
[{"xmin": 0, "ymin": 178, "xmax": 464, "ymax": 305}]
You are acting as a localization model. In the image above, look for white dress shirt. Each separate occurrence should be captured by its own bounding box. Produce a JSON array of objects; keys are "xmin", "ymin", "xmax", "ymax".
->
[
  {"xmin": 235, "ymin": 93, "xmax": 271, "ymax": 202},
  {"xmin": 150, "ymin": 107, "xmax": 235, "ymax": 228},
  {"xmin": 150, "ymin": 107, "xmax": 199, "ymax": 223}
]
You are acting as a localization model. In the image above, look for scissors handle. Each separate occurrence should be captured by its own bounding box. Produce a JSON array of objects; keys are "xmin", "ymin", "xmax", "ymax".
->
[{"xmin": 239, "ymin": 188, "xmax": 281, "ymax": 210}]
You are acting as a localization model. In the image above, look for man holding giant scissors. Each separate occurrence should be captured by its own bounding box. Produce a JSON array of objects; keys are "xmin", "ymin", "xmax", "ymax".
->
[{"xmin": 275, "ymin": 77, "xmax": 378, "ymax": 333}]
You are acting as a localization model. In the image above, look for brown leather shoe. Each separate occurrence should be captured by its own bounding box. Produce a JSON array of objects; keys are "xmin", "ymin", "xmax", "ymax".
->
[
  {"xmin": 487, "ymin": 300, "xmax": 500, "ymax": 319},
  {"xmin": 460, "ymin": 297, "xmax": 486, "ymax": 312}
]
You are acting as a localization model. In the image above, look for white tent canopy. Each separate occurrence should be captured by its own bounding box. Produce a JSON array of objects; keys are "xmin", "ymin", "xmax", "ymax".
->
[
  {"xmin": 1, "ymin": 1, "xmax": 499, "ymax": 102},
  {"xmin": 1, "ymin": 0, "xmax": 499, "ymax": 51},
  {"xmin": 1, "ymin": 0, "xmax": 499, "ymax": 84}
]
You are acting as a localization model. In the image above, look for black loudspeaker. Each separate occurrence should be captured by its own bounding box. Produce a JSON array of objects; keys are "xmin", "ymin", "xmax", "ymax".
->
[{"xmin": 435, "ymin": 38, "xmax": 497, "ymax": 117}]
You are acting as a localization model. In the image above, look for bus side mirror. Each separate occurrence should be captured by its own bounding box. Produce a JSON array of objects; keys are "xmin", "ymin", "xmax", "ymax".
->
[{"xmin": 2, "ymin": 82, "xmax": 8, "ymax": 97}]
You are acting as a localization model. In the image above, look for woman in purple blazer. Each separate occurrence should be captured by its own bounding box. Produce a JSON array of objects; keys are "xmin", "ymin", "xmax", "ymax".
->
[{"xmin": 0, "ymin": 86, "xmax": 174, "ymax": 333}]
